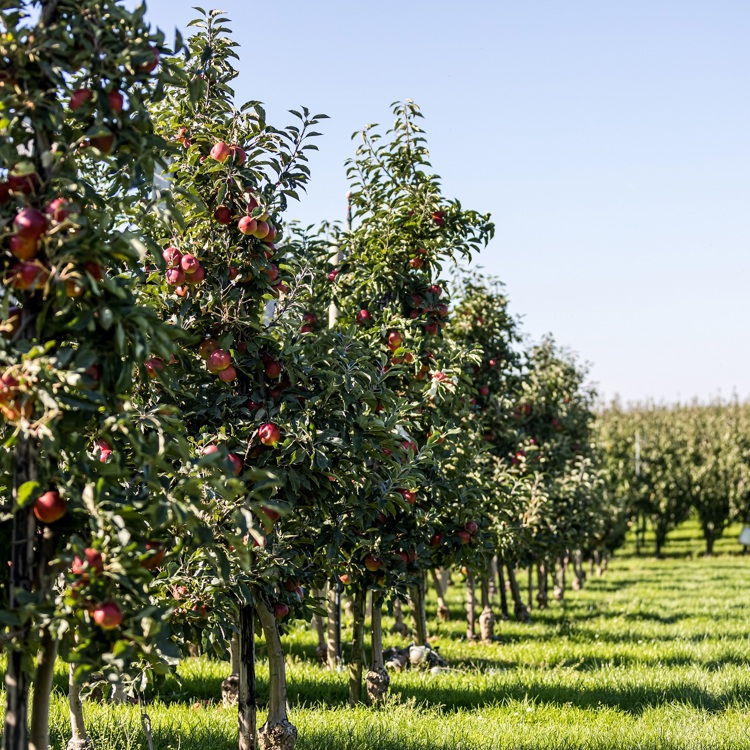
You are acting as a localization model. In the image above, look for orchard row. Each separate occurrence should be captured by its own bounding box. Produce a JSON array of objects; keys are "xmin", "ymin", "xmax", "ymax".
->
[{"xmin": 0, "ymin": 4, "xmax": 689, "ymax": 750}]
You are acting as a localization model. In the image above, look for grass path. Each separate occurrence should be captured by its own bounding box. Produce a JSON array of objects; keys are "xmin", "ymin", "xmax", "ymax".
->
[{"xmin": 11, "ymin": 519, "xmax": 750, "ymax": 748}]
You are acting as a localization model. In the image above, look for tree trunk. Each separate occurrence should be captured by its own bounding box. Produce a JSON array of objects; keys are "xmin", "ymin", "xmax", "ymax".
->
[
  {"xmin": 312, "ymin": 588, "xmax": 327, "ymax": 664},
  {"xmin": 506, "ymin": 563, "xmax": 530, "ymax": 623},
  {"xmin": 536, "ymin": 562, "xmax": 548, "ymax": 609},
  {"xmin": 553, "ymin": 556, "xmax": 566, "ymax": 601},
  {"xmin": 390, "ymin": 597, "xmax": 409, "ymax": 636},
  {"xmin": 478, "ymin": 570, "xmax": 495, "ymax": 643},
  {"xmin": 410, "ymin": 575, "xmax": 428, "ymax": 647},
  {"xmin": 497, "ymin": 560, "xmax": 509, "ymax": 620},
  {"xmin": 572, "ymin": 550, "xmax": 585, "ymax": 591},
  {"xmin": 705, "ymin": 534, "xmax": 715, "ymax": 556},
  {"xmin": 29, "ymin": 627, "xmax": 58, "ymax": 750},
  {"xmin": 238, "ymin": 605, "xmax": 256, "ymax": 750},
  {"xmin": 256, "ymin": 601, "xmax": 296, "ymax": 750},
  {"xmin": 488, "ymin": 556, "xmax": 498, "ymax": 599},
  {"xmin": 66, "ymin": 664, "xmax": 93, "ymax": 750},
  {"xmin": 364, "ymin": 591, "xmax": 389, "ymax": 704},
  {"xmin": 465, "ymin": 571, "xmax": 476, "ymax": 641},
  {"xmin": 347, "ymin": 588, "xmax": 366, "ymax": 706},
  {"xmin": 527, "ymin": 565, "xmax": 534, "ymax": 610},
  {"xmin": 430, "ymin": 568, "xmax": 450, "ymax": 621},
  {"xmin": 221, "ymin": 631, "xmax": 241, "ymax": 707},
  {"xmin": 326, "ymin": 581, "xmax": 340, "ymax": 670},
  {"xmin": 4, "ymin": 437, "xmax": 37, "ymax": 750}
]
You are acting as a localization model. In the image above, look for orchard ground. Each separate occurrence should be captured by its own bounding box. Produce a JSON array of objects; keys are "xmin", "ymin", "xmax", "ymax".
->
[{"xmin": 4, "ymin": 518, "xmax": 750, "ymax": 750}]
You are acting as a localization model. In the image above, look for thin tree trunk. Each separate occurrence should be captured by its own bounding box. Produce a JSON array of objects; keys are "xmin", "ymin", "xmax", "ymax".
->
[
  {"xmin": 410, "ymin": 575, "xmax": 428, "ymax": 647},
  {"xmin": 488, "ymin": 556, "xmax": 498, "ymax": 599},
  {"xmin": 4, "ymin": 437, "xmax": 37, "ymax": 750},
  {"xmin": 506, "ymin": 563, "xmax": 530, "ymax": 623},
  {"xmin": 430, "ymin": 568, "xmax": 450, "ymax": 621},
  {"xmin": 478, "ymin": 569, "xmax": 495, "ymax": 643},
  {"xmin": 497, "ymin": 559, "xmax": 509, "ymax": 620},
  {"xmin": 572, "ymin": 550, "xmax": 585, "ymax": 591},
  {"xmin": 465, "ymin": 571, "xmax": 476, "ymax": 641},
  {"xmin": 238, "ymin": 605, "xmax": 256, "ymax": 750},
  {"xmin": 390, "ymin": 597, "xmax": 409, "ymax": 636},
  {"xmin": 326, "ymin": 581, "xmax": 340, "ymax": 670},
  {"xmin": 536, "ymin": 562, "xmax": 548, "ymax": 609},
  {"xmin": 347, "ymin": 588, "xmax": 366, "ymax": 706},
  {"xmin": 312, "ymin": 588, "xmax": 327, "ymax": 664},
  {"xmin": 67, "ymin": 664, "xmax": 93, "ymax": 750},
  {"xmin": 593, "ymin": 549, "xmax": 602, "ymax": 577},
  {"xmin": 256, "ymin": 601, "xmax": 296, "ymax": 750},
  {"xmin": 365, "ymin": 591, "xmax": 389, "ymax": 704},
  {"xmin": 29, "ymin": 627, "xmax": 58, "ymax": 750},
  {"xmin": 527, "ymin": 565, "xmax": 534, "ymax": 610},
  {"xmin": 553, "ymin": 556, "xmax": 566, "ymax": 601}
]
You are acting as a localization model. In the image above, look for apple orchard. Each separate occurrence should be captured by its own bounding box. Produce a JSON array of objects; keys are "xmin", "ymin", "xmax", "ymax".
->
[{"xmin": 4, "ymin": 4, "xmax": 750, "ymax": 750}]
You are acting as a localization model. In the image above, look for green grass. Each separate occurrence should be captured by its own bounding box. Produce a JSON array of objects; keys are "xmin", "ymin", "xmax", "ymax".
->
[{"xmin": 9, "ymin": 518, "xmax": 750, "ymax": 749}]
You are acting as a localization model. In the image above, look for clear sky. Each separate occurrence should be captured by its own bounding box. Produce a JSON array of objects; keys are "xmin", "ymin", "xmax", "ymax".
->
[{"xmin": 140, "ymin": 1, "xmax": 750, "ymax": 405}]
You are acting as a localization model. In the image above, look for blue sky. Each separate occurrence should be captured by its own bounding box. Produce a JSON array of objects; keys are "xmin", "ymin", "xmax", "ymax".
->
[{"xmin": 142, "ymin": 1, "xmax": 750, "ymax": 405}]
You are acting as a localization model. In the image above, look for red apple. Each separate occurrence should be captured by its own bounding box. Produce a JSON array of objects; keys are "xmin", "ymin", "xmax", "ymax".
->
[
  {"xmin": 198, "ymin": 338, "xmax": 219, "ymax": 359},
  {"xmin": 217, "ymin": 365, "xmax": 236, "ymax": 383},
  {"xmin": 34, "ymin": 490, "xmax": 66, "ymax": 523},
  {"xmin": 273, "ymin": 603, "xmax": 289, "ymax": 620},
  {"xmin": 364, "ymin": 554, "xmax": 382, "ymax": 572},
  {"xmin": 429, "ymin": 284, "xmax": 443, "ymax": 296},
  {"xmin": 93, "ymin": 602, "xmax": 123, "ymax": 630},
  {"xmin": 227, "ymin": 452, "xmax": 242, "ymax": 476},
  {"xmin": 14, "ymin": 208, "xmax": 47, "ymax": 240},
  {"xmin": 229, "ymin": 145, "xmax": 246, "ymax": 164},
  {"xmin": 89, "ymin": 133, "xmax": 114, "ymax": 154},
  {"xmin": 253, "ymin": 221, "xmax": 270, "ymax": 240},
  {"xmin": 398, "ymin": 489, "xmax": 417, "ymax": 504},
  {"xmin": 69, "ymin": 88, "xmax": 92, "ymax": 111},
  {"xmin": 162, "ymin": 246, "xmax": 182, "ymax": 268},
  {"xmin": 210, "ymin": 141, "xmax": 230, "ymax": 162},
  {"xmin": 72, "ymin": 548, "xmax": 104, "ymax": 576},
  {"xmin": 45, "ymin": 198, "xmax": 72, "ymax": 223},
  {"xmin": 185, "ymin": 264, "xmax": 205, "ymax": 284},
  {"xmin": 258, "ymin": 423, "xmax": 280, "ymax": 447},
  {"xmin": 356, "ymin": 309, "xmax": 371, "ymax": 325},
  {"xmin": 180, "ymin": 254, "xmax": 200, "ymax": 274},
  {"xmin": 10, "ymin": 262, "xmax": 49, "ymax": 291},
  {"xmin": 264, "ymin": 359, "xmax": 282, "ymax": 379},
  {"xmin": 465, "ymin": 520, "xmax": 478, "ymax": 535},
  {"xmin": 263, "ymin": 264, "xmax": 279, "ymax": 282},
  {"xmin": 457, "ymin": 530, "xmax": 471, "ymax": 544},
  {"xmin": 108, "ymin": 90, "xmax": 124, "ymax": 113},
  {"xmin": 387, "ymin": 331, "xmax": 403, "ymax": 351},
  {"xmin": 144, "ymin": 357, "xmax": 165, "ymax": 378},
  {"xmin": 214, "ymin": 205, "xmax": 232, "ymax": 224},
  {"xmin": 327, "ymin": 269, "xmax": 339, "ymax": 282},
  {"xmin": 138, "ymin": 46, "xmax": 160, "ymax": 74},
  {"xmin": 142, "ymin": 542, "xmax": 165, "ymax": 570},
  {"xmin": 238, "ymin": 216, "xmax": 257, "ymax": 235},
  {"xmin": 9, "ymin": 235, "xmax": 37, "ymax": 260},
  {"xmin": 424, "ymin": 322, "xmax": 439, "ymax": 335},
  {"xmin": 207, "ymin": 349, "xmax": 231, "ymax": 373},
  {"xmin": 409, "ymin": 257, "xmax": 423, "ymax": 269},
  {"xmin": 432, "ymin": 210, "xmax": 445, "ymax": 226}
]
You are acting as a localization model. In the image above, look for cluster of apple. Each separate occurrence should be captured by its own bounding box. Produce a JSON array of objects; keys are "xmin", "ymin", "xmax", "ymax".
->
[
  {"xmin": 404, "ymin": 283, "xmax": 449, "ymax": 337},
  {"xmin": 163, "ymin": 245, "xmax": 205, "ymax": 291},
  {"xmin": 0, "ymin": 369, "xmax": 32, "ymax": 422},
  {"xmin": 203, "ymin": 443, "xmax": 243, "ymax": 476}
]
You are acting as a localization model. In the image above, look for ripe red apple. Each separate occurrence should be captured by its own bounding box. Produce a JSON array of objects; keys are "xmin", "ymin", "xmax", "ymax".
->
[
  {"xmin": 262, "ymin": 264, "xmax": 279, "ymax": 282},
  {"xmin": 409, "ymin": 257, "xmax": 423, "ymax": 269},
  {"xmin": 138, "ymin": 46, "xmax": 160, "ymax": 74},
  {"xmin": 387, "ymin": 331, "xmax": 403, "ymax": 351},
  {"xmin": 45, "ymin": 198, "xmax": 72, "ymax": 223},
  {"xmin": 398, "ymin": 489, "xmax": 417, "ymax": 504},
  {"xmin": 339, "ymin": 573, "xmax": 350, "ymax": 585},
  {"xmin": 72, "ymin": 548, "xmax": 104, "ymax": 576},
  {"xmin": 10, "ymin": 262, "xmax": 49, "ymax": 291},
  {"xmin": 457, "ymin": 530, "xmax": 471, "ymax": 544},
  {"xmin": 89, "ymin": 133, "xmax": 114, "ymax": 154},
  {"xmin": 93, "ymin": 602, "xmax": 123, "ymax": 630},
  {"xmin": 203, "ymin": 444, "xmax": 220, "ymax": 456},
  {"xmin": 238, "ymin": 216, "xmax": 257, "ymax": 235},
  {"xmin": 8, "ymin": 173, "xmax": 38, "ymax": 195},
  {"xmin": 300, "ymin": 325, "xmax": 312, "ymax": 333},
  {"xmin": 144, "ymin": 357, "xmax": 165, "ymax": 378},
  {"xmin": 433, "ymin": 371, "xmax": 447, "ymax": 382},
  {"xmin": 198, "ymin": 338, "xmax": 219, "ymax": 359},
  {"xmin": 34, "ymin": 490, "xmax": 67, "ymax": 523},
  {"xmin": 185, "ymin": 264, "xmax": 205, "ymax": 284},
  {"xmin": 14, "ymin": 208, "xmax": 47, "ymax": 240},
  {"xmin": 356, "ymin": 309, "xmax": 371, "ymax": 325},
  {"xmin": 429, "ymin": 284, "xmax": 443, "ymax": 296},
  {"xmin": 108, "ymin": 90, "xmax": 124, "ymax": 113},
  {"xmin": 214, "ymin": 205, "xmax": 232, "ymax": 224},
  {"xmin": 229, "ymin": 145, "xmax": 246, "ymax": 164},
  {"xmin": 262, "ymin": 225, "xmax": 276, "ymax": 244},
  {"xmin": 364, "ymin": 554, "xmax": 382, "ymax": 572},
  {"xmin": 264, "ymin": 359, "xmax": 282, "ymax": 379},
  {"xmin": 424, "ymin": 322, "xmax": 439, "ymax": 335},
  {"xmin": 465, "ymin": 520, "xmax": 478, "ymax": 535},
  {"xmin": 273, "ymin": 603, "xmax": 289, "ymax": 620},
  {"xmin": 217, "ymin": 365, "xmax": 236, "ymax": 383},
  {"xmin": 479, "ymin": 386, "xmax": 490, "ymax": 397},
  {"xmin": 142, "ymin": 542, "xmax": 165, "ymax": 570},
  {"xmin": 400, "ymin": 440, "xmax": 417, "ymax": 453},
  {"xmin": 84, "ymin": 262, "xmax": 103, "ymax": 281},
  {"xmin": 398, "ymin": 551, "xmax": 409, "ymax": 565},
  {"xmin": 432, "ymin": 210, "xmax": 445, "ymax": 226},
  {"xmin": 227, "ymin": 452, "xmax": 242, "ymax": 476},
  {"xmin": 253, "ymin": 221, "xmax": 270, "ymax": 240},
  {"xmin": 162, "ymin": 246, "xmax": 182, "ymax": 268},
  {"xmin": 69, "ymin": 88, "xmax": 92, "ymax": 110},
  {"xmin": 207, "ymin": 349, "xmax": 231, "ymax": 373},
  {"xmin": 260, "ymin": 506, "xmax": 281, "ymax": 524},
  {"xmin": 9, "ymin": 235, "xmax": 37, "ymax": 260},
  {"xmin": 210, "ymin": 141, "xmax": 230, "ymax": 162},
  {"xmin": 95, "ymin": 438, "xmax": 112, "ymax": 462},
  {"xmin": 258, "ymin": 423, "xmax": 280, "ymax": 447},
  {"xmin": 181, "ymin": 254, "xmax": 200, "ymax": 274},
  {"xmin": 327, "ymin": 269, "xmax": 339, "ymax": 282}
]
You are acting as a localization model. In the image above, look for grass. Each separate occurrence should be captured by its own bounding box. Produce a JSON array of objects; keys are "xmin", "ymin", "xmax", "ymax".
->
[{"xmin": 8, "ymin": 517, "xmax": 750, "ymax": 749}]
